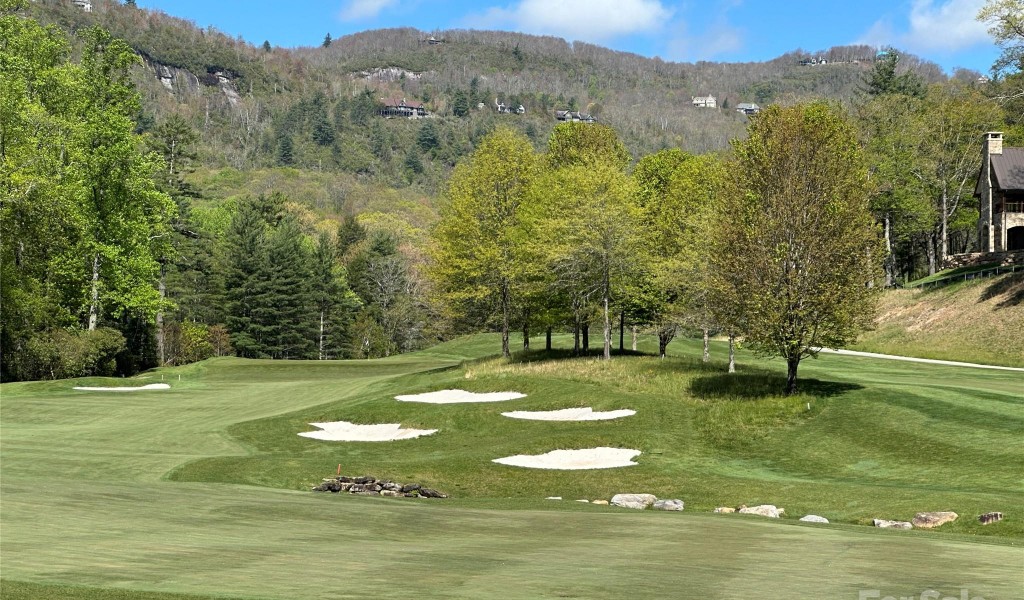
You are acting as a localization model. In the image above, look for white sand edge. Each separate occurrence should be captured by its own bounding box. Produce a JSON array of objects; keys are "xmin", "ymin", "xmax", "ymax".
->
[
  {"xmin": 501, "ymin": 407, "xmax": 636, "ymax": 421},
  {"xmin": 493, "ymin": 447, "xmax": 641, "ymax": 470},
  {"xmin": 298, "ymin": 421, "xmax": 437, "ymax": 442},
  {"xmin": 73, "ymin": 383, "xmax": 171, "ymax": 392},
  {"xmin": 395, "ymin": 389, "xmax": 526, "ymax": 404}
]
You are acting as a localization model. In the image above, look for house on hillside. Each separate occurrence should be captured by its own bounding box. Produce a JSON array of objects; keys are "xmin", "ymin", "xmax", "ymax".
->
[
  {"xmin": 380, "ymin": 98, "xmax": 427, "ymax": 118},
  {"xmin": 692, "ymin": 95, "xmax": 716, "ymax": 108},
  {"xmin": 736, "ymin": 102, "xmax": 760, "ymax": 115},
  {"xmin": 555, "ymin": 110, "xmax": 597, "ymax": 123},
  {"xmin": 72, "ymin": 0, "xmax": 92, "ymax": 11},
  {"xmin": 496, "ymin": 99, "xmax": 526, "ymax": 114},
  {"xmin": 975, "ymin": 132, "xmax": 1024, "ymax": 252}
]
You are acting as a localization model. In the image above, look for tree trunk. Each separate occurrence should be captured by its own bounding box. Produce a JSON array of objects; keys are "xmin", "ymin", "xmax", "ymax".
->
[
  {"xmin": 940, "ymin": 190, "xmax": 949, "ymax": 268},
  {"xmin": 883, "ymin": 214, "xmax": 894, "ymax": 287},
  {"xmin": 319, "ymin": 309, "xmax": 325, "ymax": 360},
  {"xmin": 522, "ymin": 318, "xmax": 530, "ymax": 350},
  {"xmin": 582, "ymin": 322, "xmax": 589, "ymax": 353},
  {"xmin": 728, "ymin": 333, "xmax": 736, "ymax": 374},
  {"xmin": 618, "ymin": 311, "xmax": 624, "ymax": 352},
  {"xmin": 546, "ymin": 327, "xmax": 552, "ymax": 351},
  {"xmin": 927, "ymin": 230, "xmax": 938, "ymax": 276},
  {"xmin": 156, "ymin": 263, "xmax": 166, "ymax": 365},
  {"xmin": 501, "ymin": 283, "xmax": 510, "ymax": 358},
  {"xmin": 631, "ymin": 325, "xmax": 637, "ymax": 351},
  {"xmin": 88, "ymin": 254, "xmax": 100, "ymax": 331},
  {"xmin": 702, "ymin": 328, "xmax": 710, "ymax": 362},
  {"xmin": 786, "ymin": 354, "xmax": 800, "ymax": 395},
  {"xmin": 573, "ymin": 320, "xmax": 580, "ymax": 355},
  {"xmin": 602, "ymin": 297, "xmax": 611, "ymax": 360}
]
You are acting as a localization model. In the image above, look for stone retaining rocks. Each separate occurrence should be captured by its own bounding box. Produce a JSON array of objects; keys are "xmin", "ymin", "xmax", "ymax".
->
[
  {"xmin": 873, "ymin": 519, "xmax": 913, "ymax": 529},
  {"xmin": 610, "ymin": 493, "xmax": 657, "ymax": 510},
  {"xmin": 653, "ymin": 499, "xmax": 684, "ymax": 511},
  {"xmin": 799, "ymin": 515, "xmax": 829, "ymax": 523},
  {"xmin": 979, "ymin": 512, "xmax": 1003, "ymax": 525},
  {"xmin": 314, "ymin": 475, "xmax": 447, "ymax": 498},
  {"xmin": 713, "ymin": 507, "xmax": 736, "ymax": 513},
  {"xmin": 912, "ymin": 511, "xmax": 958, "ymax": 529},
  {"xmin": 739, "ymin": 505, "xmax": 784, "ymax": 518}
]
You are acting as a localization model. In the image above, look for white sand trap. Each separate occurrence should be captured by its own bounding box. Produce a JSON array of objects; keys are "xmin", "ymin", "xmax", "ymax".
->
[
  {"xmin": 395, "ymin": 389, "xmax": 526, "ymax": 404},
  {"xmin": 493, "ymin": 447, "xmax": 641, "ymax": 470},
  {"xmin": 73, "ymin": 383, "xmax": 170, "ymax": 392},
  {"xmin": 298, "ymin": 421, "xmax": 437, "ymax": 442},
  {"xmin": 501, "ymin": 407, "xmax": 636, "ymax": 421}
]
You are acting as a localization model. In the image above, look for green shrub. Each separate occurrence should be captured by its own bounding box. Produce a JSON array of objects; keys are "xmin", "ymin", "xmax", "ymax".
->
[{"xmin": 19, "ymin": 328, "xmax": 126, "ymax": 380}]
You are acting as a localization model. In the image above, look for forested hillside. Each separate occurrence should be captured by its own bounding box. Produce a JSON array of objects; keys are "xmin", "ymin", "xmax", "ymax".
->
[{"xmin": 3, "ymin": 0, "xmax": 1019, "ymax": 382}]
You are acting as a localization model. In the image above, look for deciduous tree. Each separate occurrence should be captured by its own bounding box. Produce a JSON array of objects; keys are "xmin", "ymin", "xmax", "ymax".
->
[
  {"xmin": 711, "ymin": 102, "xmax": 883, "ymax": 394},
  {"xmin": 430, "ymin": 127, "xmax": 538, "ymax": 357}
]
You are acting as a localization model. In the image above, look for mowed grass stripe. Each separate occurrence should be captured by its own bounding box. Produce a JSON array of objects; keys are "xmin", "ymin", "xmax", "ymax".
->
[{"xmin": 1, "ymin": 480, "xmax": 1020, "ymax": 600}]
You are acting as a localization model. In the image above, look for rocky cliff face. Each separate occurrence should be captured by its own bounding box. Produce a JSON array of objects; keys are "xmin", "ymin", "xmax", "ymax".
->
[{"xmin": 142, "ymin": 56, "xmax": 202, "ymax": 98}]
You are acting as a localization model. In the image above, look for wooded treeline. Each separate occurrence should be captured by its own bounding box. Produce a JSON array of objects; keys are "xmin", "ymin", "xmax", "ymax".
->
[{"xmin": 2, "ymin": 0, "xmax": 1021, "ymax": 383}]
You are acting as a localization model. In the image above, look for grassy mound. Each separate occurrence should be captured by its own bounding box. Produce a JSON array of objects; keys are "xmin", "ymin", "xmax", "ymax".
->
[{"xmin": 853, "ymin": 273, "xmax": 1024, "ymax": 366}]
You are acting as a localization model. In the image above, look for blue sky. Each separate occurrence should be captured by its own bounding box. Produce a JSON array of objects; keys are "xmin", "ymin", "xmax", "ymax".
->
[{"xmin": 136, "ymin": 0, "xmax": 1001, "ymax": 75}]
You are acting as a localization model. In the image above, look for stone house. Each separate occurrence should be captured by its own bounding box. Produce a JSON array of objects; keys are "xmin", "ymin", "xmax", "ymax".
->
[
  {"xmin": 555, "ymin": 110, "xmax": 597, "ymax": 123},
  {"xmin": 975, "ymin": 132, "xmax": 1024, "ymax": 252},
  {"xmin": 736, "ymin": 102, "xmax": 760, "ymax": 115},
  {"xmin": 380, "ymin": 98, "xmax": 427, "ymax": 118},
  {"xmin": 692, "ymin": 95, "xmax": 717, "ymax": 108}
]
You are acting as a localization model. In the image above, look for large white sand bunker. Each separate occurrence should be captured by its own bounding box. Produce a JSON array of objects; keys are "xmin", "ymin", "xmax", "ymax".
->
[
  {"xmin": 502, "ymin": 407, "xmax": 636, "ymax": 421},
  {"xmin": 298, "ymin": 421, "xmax": 437, "ymax": 442},
  {"xmin": 493, "ymin": 447, "xmax": 641, "ymax": 470},
  {"xmin": 395, "ymin": 389, "xmax": 526, "ymax": 404},
  {"xmin": 73, "ymin": 383, "xmax": 171, "ymax": 392}
]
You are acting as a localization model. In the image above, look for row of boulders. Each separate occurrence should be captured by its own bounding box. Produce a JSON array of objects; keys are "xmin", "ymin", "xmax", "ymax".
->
[
  {"xmin": 874, "ymin": 511, "xmax": 1004, "ymax": 529},
  {"xmin": 595, "ymin": 497, "xmax": 1005, "ymax": 529},
  {"xmin": 313, "ymin": 475, "xmax": 447, "ymax": 498}
]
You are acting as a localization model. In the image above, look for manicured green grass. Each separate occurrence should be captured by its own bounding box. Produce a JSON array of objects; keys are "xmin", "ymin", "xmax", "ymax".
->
[{"xmin": 2, "ymin": 334, "xmax": 1022, "ymax": 599}]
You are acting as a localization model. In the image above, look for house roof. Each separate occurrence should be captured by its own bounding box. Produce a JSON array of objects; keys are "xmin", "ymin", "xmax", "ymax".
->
[
  {"xmin": 992, "ymin": 148, "xmax": 1024, "ymax": 191},
  {"xmin": 381, "ymin": 98, "xmax": 424, "ymax": 109}
]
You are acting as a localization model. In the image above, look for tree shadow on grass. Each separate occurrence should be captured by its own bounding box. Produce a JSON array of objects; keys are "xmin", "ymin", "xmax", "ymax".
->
[
  {"xmin": 980, "ymin": 272, "xmax": 1024, "ymax": 309},
  {"xmin": 690, "ymin": 371, "xmax": 862, "ymax": 400}
]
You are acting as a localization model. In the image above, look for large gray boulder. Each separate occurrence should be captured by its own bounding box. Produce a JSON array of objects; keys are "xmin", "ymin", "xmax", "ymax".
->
[
  {"xmin": 873, "ymin": 519, "xmax": 913, "ymax": 529},
  {"xmin": 799, "ymin": 515, "xmax": 829, "ymax": 524},
  {"xmin": 653, "ymin": 499, "xmax": 684, "ymax": 511},
  {"xmin": 739, "ymin": 505, "xmax": 783, "ymax": 518},
  {"xmin": 911, "ymin": 511, "xmax": 958, "ymax": 528},
  {"xmin": 610, "ymin": 494, "xmax": 657, "ymax": 510}
]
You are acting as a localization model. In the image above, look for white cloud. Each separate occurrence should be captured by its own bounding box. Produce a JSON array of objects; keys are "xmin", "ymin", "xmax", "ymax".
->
[
  {"xmin": 859, "ymin": 0, "xmax": 991, "ymax": 54},
  {"xmin": 467, "ymin": 0, "xmax": 674, "ymax": 42},
  {"xmin": 339, "ymin": 0, "xmax": 399, "ymax": 21},
  {"xmin": 677, "ymin": 20, "xmax": 744, "ymax": 62}
]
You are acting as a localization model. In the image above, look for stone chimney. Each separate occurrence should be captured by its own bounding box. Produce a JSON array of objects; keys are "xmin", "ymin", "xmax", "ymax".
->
[{"xmin": 985, "ymin": 131, "xmax": 1003, "ymax": 156}]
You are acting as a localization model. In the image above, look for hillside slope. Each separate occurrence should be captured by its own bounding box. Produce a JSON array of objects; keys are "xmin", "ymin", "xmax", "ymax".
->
[{"xmin": 851, "ymin": 274, "xmax": 1024, "ymax": 367}]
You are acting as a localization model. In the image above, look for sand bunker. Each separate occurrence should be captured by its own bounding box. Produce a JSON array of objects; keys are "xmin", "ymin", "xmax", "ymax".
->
[
  {"xmin": 493, "ymin": 447, "xmax": 641, "ymax": 470},
  {"xmin": 501, "ymin": 407, "xmax": 636, "ymax": 421},
  {"xmin": 395, "ymin": 389, "xmax": 526, "ymax": 404},
  {"xmin": 73, "ymin": 383, "xmax": 170, "ymax": 392},
  {"xmin": 298, "ymin": 421, "xmax": 437, "ymax": 442}
]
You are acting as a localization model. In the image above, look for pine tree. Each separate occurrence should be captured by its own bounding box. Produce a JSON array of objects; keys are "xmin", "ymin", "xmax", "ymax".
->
[
  {"xmin": 224, "ymin": 201, "xmax": 271, "ymax": 358},
  {"xmin": 322, "ymin": 33, "xmax": 332, "ymax": 48},
  {"xmin": 262, "ymin": 217, "xmax": 314, "ymax": 359}
]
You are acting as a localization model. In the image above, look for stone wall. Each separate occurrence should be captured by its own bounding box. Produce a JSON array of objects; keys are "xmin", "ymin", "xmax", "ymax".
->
[{"xmin": 943, "ymin": 250, "xmax": 1024, "ymax": 270}]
